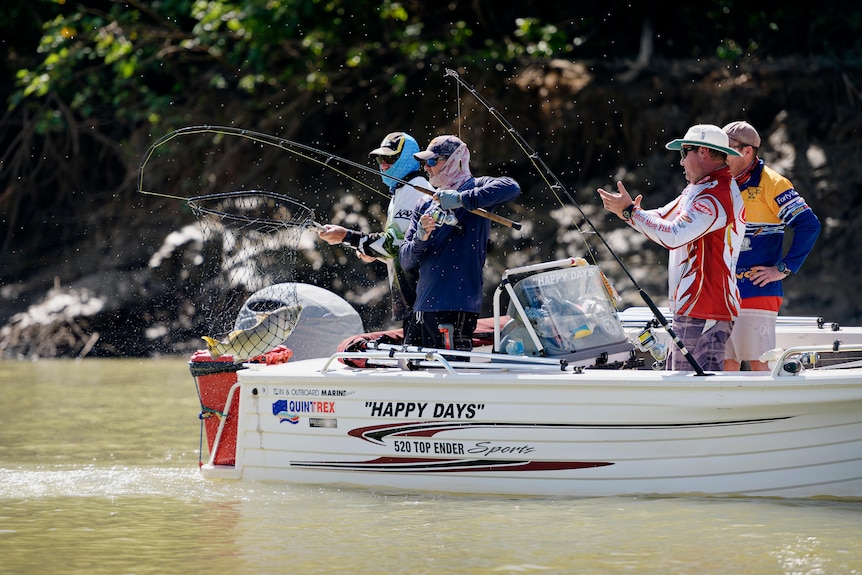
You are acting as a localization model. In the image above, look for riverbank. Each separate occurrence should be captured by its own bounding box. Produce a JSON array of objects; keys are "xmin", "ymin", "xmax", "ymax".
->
[{"xmin": 1, "ymin": 56, "xmax": 860, "ymax": 358}]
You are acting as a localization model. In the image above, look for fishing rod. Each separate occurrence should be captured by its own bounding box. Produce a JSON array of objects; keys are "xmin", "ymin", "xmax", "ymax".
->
[
  {"xmin": 444, "ymin": 68, "xmax": 706, "ymax": 376},
  {"xmin": 138, "ymin": 125, "xmax": 520, "ymax": 230},
  {"xmin": 137, "ymin": 125, "xmax": 387, "ymax": 201}
]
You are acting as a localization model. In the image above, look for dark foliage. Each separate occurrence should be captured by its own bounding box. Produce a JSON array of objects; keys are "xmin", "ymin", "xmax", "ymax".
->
[{"xmin": 1, "ymin": 1, "xmax": 861, "ymax": 357}]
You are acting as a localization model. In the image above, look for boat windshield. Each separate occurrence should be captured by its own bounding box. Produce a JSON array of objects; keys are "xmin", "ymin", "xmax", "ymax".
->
[{"xmin": 503, "ymin": 265, "xmax": 628, "ymax": 357}]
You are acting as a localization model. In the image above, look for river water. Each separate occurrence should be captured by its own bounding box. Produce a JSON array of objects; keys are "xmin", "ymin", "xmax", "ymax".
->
[{"xmin": 1, "ymin": 358, "xmax": 861, "ymax": 575}]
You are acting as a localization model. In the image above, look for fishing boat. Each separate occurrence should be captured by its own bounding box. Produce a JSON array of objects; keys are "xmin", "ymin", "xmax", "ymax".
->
[{"xmin": 189, "ymin": 257, "xmax": 862, "ymax": 499}]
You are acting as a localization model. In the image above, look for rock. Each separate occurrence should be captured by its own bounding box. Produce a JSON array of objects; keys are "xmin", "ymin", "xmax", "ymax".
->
[{"xmin": 1, "ymin": 57, "xmax": 860, "ymax": 358}]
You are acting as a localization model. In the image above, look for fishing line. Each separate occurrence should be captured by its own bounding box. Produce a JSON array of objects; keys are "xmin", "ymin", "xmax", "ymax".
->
[
  {"xmin": 138, "ymin": 125, "xmax": 520, "ymax": 229},
  {"xmin": 138, "ymin": 125, "xmax": 389, "ymax": 201},
  {"xmin": 445, "ymin": 69, "xmax": 593, "ymax": 257},
  {"xmin": 445, "ymin": 68, "xmax": 706, "ymax": 375},
  {"xmin": 456, "ymin": 78, "xmax": 462, "ymax": 140},
  {"xmin": 138, "ymin": 190, "xmax": 194, "ymax": 202}
]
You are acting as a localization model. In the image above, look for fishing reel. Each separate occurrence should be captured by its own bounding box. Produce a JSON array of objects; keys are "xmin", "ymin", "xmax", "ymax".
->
[
  {"xmin": 429, "ymin": 207, "xmax": 459, "ymax": 227},
  {"xmin": 632, "ymin": 324, "xmax": 667, "ymax": 370}
]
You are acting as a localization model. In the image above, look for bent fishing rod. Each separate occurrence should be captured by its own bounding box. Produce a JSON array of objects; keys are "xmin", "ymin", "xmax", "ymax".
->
[
  {"xmin": 445, "ymin": 68, "xmax": 706, "ymax": 375},
  {"xmin": 137, "ymin": 125, "xmax": 520, "ymax": 230}
]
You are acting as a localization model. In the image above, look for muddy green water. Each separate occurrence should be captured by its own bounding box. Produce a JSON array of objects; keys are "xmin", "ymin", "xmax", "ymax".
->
[{"xmin": 1, "ymin": 359, "xmax": 860, "ymax": 574}]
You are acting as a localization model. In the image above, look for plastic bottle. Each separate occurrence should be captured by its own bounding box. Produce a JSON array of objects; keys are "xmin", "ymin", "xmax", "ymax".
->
[{"xmin": 505, "ymin": 340, "xmax": 525, "ymax": 355}]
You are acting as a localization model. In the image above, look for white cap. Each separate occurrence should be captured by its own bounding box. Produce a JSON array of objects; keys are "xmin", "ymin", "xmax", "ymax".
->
[{"xmin": 665, "ymin": 124, "xmax": 742, "ymax": 156}]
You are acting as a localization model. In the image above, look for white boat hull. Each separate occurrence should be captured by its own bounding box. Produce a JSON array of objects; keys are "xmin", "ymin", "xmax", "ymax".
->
[
  {"xmin": 197, "ymin": 356, "xmax": 862, "ymax": 498},
  {"xmin": 190, "ymin": 262, "xmax": 862, "ymax": 498}
]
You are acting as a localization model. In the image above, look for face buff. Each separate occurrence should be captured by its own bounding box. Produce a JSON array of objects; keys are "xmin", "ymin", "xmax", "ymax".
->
[
  {"xmin": 381, "ymin": 135, "xmax": 421, "ymax": 190},
  {"xmin": 429, "ymin": 143, "xmax": 472, "ymax": 190}
]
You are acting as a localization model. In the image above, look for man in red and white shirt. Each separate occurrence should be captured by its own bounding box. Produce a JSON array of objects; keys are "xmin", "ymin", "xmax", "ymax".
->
[{"xmin": 599, "ymin": 124, "xmax": 745, "ymax": 371}]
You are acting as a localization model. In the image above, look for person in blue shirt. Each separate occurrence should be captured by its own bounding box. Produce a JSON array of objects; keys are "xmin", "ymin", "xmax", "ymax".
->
[
  {"xmin": 399, "ymin": 135, "xmax": 521, "ymax": 351},
  {"xmin": 722, "ymin": 121, "xmax": 821, "ymax": 371}
]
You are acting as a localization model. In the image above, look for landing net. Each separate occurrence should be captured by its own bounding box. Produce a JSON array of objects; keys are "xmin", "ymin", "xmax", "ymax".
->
[{"xmin": 189, "ymin": 190, "xmax": 315, "ymax": 361}]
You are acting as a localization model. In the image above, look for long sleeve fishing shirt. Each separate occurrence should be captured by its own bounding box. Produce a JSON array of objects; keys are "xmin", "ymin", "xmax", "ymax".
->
[
  {"xmin": 399, "ymin": 176, "xmax": 521, "ymax": 314},
  {"xmin": 733, "ymin": 159, "xmax": 821, "ymax": 311},
  {"xmin": 345, "ymin": 173, "xmax": 428, "ymax": 321},
  {"xmin": 628, "ymin": 166, "xmax": 745, "ymax": 321}
]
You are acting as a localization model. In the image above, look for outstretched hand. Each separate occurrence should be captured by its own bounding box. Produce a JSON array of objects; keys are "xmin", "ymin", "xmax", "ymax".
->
[
  {"xmin": 317, "ymin": 224, "xmax": 348, "ymax": 245},
  {"xmin": 597, "ymin": 181, "xmax": 642, "ymax": 220},
  {"xmin": 318, "ymin": 224, "xmax": 377, "ymax": 263}
]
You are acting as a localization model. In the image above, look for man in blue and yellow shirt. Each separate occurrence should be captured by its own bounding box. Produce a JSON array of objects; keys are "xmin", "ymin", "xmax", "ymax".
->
[{"xmin": 722, "ymin": 121, "xmax": 821, "ymax": 371}]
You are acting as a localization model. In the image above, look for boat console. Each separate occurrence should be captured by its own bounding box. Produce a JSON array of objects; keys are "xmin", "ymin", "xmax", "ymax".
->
[{"xmin": 493, "ymin": 258, "xmax": 634, "ymax": 367}]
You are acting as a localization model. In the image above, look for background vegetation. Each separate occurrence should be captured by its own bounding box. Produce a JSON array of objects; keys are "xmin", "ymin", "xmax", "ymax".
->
[{"xmin": 1, "ymin": 1, "xmax": 861, "ymax": 357}]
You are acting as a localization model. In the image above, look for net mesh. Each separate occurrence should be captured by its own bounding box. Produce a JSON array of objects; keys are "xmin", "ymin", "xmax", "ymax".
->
[{"xmin": 189, "ymin": 191, "xmax": 315, "ymax": 361}]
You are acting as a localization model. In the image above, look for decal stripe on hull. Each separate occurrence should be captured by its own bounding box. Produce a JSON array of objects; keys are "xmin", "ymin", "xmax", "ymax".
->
[
  {"xmin": 290, "ymin": 457, "xmax": 613, "ymax": 473},
  {"xmin": 347, "ymin": 418, "xmax": 794, "ymax": 445}
]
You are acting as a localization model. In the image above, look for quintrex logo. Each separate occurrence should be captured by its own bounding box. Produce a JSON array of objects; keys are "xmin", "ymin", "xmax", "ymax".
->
[
  {"xmin": 272, "ymin": 400, "xmax": 299, "ymax": 424},
  {"xmin": 272, "ymin": 399, "xmax": 336, "ymax": 424}
]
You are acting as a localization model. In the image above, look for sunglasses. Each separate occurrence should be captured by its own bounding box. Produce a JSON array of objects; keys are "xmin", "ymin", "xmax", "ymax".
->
[
  {"xmin": 376, "ymin": 154, "xmax": 400, "ymax": 166},
  {"xmin": 422, "ymin": 155, "xmax": 448, "ymax": 167},
  {"xmin": 680, "ymin": 146, "xmax": 699, "ymax": 159}
]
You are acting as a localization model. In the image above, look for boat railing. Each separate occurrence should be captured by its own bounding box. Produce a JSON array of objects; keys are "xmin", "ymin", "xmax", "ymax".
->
[
  {"xmin": 320, "ymin": 342, "xmax": 574, "ymax": 374},
  {"xmin": 620, "ymin": 306, "xmax": 847, "ymax": 331},
  {"xmin": 322, "ymin": 350, "xmax": 457, "ymax": 374},
  {"xmin": 206, "ymin": 381, "xmax": 241, "ymax": 467},
  {"xmin": 770, "ymin": 343, "xmax": 862, "ymax": 376},
  {"xmin": 319, "ymin": 341, "xmax": 862, "ymax": 377}
]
